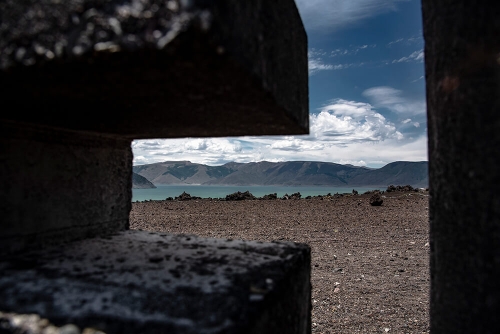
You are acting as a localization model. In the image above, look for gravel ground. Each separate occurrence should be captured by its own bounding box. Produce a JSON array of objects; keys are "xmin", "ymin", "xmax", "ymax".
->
[{"xmin": 130, "ymin": 191, "xmax": 430, "ymax": 333}]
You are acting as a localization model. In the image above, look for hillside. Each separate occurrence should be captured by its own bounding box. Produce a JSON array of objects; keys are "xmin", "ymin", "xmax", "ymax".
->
[
  {"xmin": 132, "ymin": 160, "xmax": 428, "ymax": 188},
  {"xmin": 348, "ymin": 161, "xmax": 429, "ymax": 188},
  {"xmin": 132, "ymin": 172, "xmax": 156, "ymax": 189}
]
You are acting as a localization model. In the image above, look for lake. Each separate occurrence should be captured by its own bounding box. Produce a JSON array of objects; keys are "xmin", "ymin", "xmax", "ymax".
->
[{"xmin": 132, "ymin": 184, "xmax": 385, "ymax": 202}]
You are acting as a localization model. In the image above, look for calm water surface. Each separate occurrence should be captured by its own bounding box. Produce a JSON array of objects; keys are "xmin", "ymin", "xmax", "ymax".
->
[{"xmin": 132, "ymin": 185, "xmax": 385, "ymax": 202}]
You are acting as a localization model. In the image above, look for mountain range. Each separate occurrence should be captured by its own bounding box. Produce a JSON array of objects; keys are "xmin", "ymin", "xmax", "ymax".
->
[
  {"xmin": 132, "ymin": 172, "xmax": 156, "ymax": 189},
  {"xmin": 132, "ymin": 160, "xmax": 428, "ymax": 188}
]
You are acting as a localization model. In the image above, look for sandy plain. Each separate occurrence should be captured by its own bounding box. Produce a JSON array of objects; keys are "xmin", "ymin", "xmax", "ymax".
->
[{"xmin": 130, "ymin": 190, "xmax": 430, "ymax": 333}]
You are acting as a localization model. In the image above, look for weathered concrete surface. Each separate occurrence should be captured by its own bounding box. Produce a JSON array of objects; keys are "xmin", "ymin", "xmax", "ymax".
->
[
  {"xmin": 0, "ymin": 0, "xmax": 308, "ymax": 254},
  {"xmin": 0, "ymin": 1, "xmax": 311, "ymax": 332},
  {"xmin": 0, "ymin": 230, "xmax": 311, "ymax": 334},
  {"xmin": 422, "ymin": 0, "xmax": 500, "ymax": 332},
  {"xmin": 0, "ymin": 122, "xmax": 132, "ymax": 254},
  {"xmin": 0, "ymin": 0, "xmax": 308, "ymax": 138}
]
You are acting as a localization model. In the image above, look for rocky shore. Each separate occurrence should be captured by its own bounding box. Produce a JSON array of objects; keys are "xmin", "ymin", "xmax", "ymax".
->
[{"xmin": 130, "ymin": 189, "xmax": 430, "ymax": 333}]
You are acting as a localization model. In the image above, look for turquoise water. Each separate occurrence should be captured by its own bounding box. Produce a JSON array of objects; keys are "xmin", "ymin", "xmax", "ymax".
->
[{"xmin": 132, "ymin": 184, "xmax": 385, "ymax": 202}]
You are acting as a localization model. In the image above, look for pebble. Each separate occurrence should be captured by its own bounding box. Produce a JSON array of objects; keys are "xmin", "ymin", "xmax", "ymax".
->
[{"xmin": 60, "ymin": 324, "xmax": 81, "ymax": 334}]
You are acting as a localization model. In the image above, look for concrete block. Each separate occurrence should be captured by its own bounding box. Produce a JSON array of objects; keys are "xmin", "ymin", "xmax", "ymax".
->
[
  {"xmin": 0, "ymin": 230, "xmax": 311, "ymax": 334},
  {"xmin": 0, "ymin": 0, "xmax": 309, "ymax": 254},
  {"xmin": 422, "ymin": 0, "xmax": 500, "ymax": 331},
  {"xmin": 0, "ymin": 123, "xmax": 132, "ymax": 254},
  {"xmin": 0, "ymin": 0, "xmax": 308, "ymax": 138},
  {"xmin": 0, "ymin": 2, "xmax": 311, "ymax": 331}
]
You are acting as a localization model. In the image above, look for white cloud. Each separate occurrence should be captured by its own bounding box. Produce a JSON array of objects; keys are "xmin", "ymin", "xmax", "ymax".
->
[
  {"xmin": 310, "ymin": 99, "xmax": 403, "ymax": 143},
  {"xmin": 401, "ymin": 118, "xmax": 421, "ymax": 129},
  {"xmin": 362, "ymin": 86, "xmax": 426, "ymax": 115},
  {"xmin": 307, "ymin": 49, "xmax": 364, "ymax": 75},
  {"xmin": 308, "ymin": 58, "xmax": 336, "ymax": 74},
  {"xmin": 294, "ymin": 0, "xmax": 409, "ymax": 32},
  {"xmin": 387, "ymin": 35, "xmax": 423, "ymax": 47},
  {"xmin": 339, "ymin": 159, "xmax": 367, "ymax": 166},
  {"xmin": 132, "ymin": 132, "xmax": 427, "ymax": 168},
  {"xmin": 308, "ymin": 49, "xmax": 327, "ymax": 57},
  {"xmin": 132, "ymin": 99, "xmax": 429, "ymax": 168},
  {"xmin": 308, "ymin": 49, "xmax": 354, "ymax": 75},
  {"xmin": 392, "ymin": 49, "xmax": 424, "ymax": 63},
  {"xmin": 184, "ymin": 138, "xmax": 208, "ymax": 150},
  {"xmin": 308, "ymin": 49, "xmax": 332, "ymax": 74},
  {"xmin": 132, "ymin": 138, "xmax": 243, "ymax": 166},
  {"xmin": 329, "ymin": 44, "xmax": 376, "ymax": 57},
  {"xmin": 270, "ymin": 138, "xmax": 307, "ymax": 151},
  {"xmin": 387, "ymin": 38, "xmax": 404, "ymax": 47},
  {"xmin": 411, "ymin": 75, "xmax": 424, "ymax": 83}
]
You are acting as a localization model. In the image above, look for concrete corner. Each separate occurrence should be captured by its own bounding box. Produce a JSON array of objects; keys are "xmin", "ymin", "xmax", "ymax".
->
[{"xmin": 0, "ymin": 231, "xmax": 311, "ymax": 334}]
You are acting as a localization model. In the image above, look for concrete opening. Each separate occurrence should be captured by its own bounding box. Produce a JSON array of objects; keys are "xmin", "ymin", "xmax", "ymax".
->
[
  {"xmin": 0, "ymin": 1, "xmax": 311, "ymax": 333},
  {"xmin": 1, "ymin": 0, "xmax": 499, "ymax": 333}
]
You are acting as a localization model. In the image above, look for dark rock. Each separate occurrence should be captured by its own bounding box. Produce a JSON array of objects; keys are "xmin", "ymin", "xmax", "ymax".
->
[
  {"xmin": 369, "ymin": 193, "xmax": 384, "ymax": 206},
  {"xmin": 401, "ymin": 185, "xmax": 414, "ymax": 192},
  {"xmin": 352, "ymin": 189, "xmax": 358, "ymax": 195},
  {"xmin": 261, "ymin": 193, "xmax": 278, "ymax": 200},
  {"xmin": 176, "ymin": 192, "xmax": 200, "ymax": 201},
  {"xmin": 282, "ymin": 192, "xmax": 301, "ymax": 200},
  {"xmin": 149, "ymin": 256, "xmax": 164, "ymax": 263},
  {"xmin": 225, "ymin": 191, "xmax": 256, "ymax": 201},
  {"xmin": 386, "ymin": 185, "xmax": 414, "ymax": 192},
  {"xmin": 386, "ymin": 185, "xmax": 397, "ymax": 192}
]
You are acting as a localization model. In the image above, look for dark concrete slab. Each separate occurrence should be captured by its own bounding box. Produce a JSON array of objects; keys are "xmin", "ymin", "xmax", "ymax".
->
[
  {"xmin": 422, "ymin": 0, "xmax": 500, "ymax": 332},
  {"xmin": 0, "ymin": 0, "xmax": 309, "ymax": 254},
  {"xmin": 0, "ymin": 2, "xmax": 311, "ymax": 331},
  {"xmin": 0, "ymin": 230, "xmax": 311, "ymax": 334},
  {"xmin": 0, "ymin": 0, "xmax": 308, "ymax": 138},
  {"xmin": 0, "ymin": 123, "xmax": 132, "ymax": 255}
]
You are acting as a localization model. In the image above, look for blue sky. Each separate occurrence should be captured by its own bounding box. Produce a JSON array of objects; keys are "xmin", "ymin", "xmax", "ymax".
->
[{"xmin": 132, "ymin": 0, "xmax": 427, "ymax": 168}]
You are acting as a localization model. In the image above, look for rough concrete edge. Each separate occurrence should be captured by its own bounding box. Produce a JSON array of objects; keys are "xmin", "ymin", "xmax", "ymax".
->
[{"xmin": 0, "ymin": 220, "xmax": 129, "ymax": 257}]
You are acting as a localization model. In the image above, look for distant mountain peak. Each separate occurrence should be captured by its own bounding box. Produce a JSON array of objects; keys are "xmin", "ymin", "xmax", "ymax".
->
[
  {"xmin": 132, "ymin": 160, "xmax": 428, "ymax": 188},
  {"xmin": 132, "ymin": 172, "xmax": 156, "ymax": 189}
]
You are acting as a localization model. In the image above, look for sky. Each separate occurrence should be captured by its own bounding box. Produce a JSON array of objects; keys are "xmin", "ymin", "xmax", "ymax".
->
[{"xmin": 132, "ymin": 0, "xmax": 427, "ymax": 168}]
